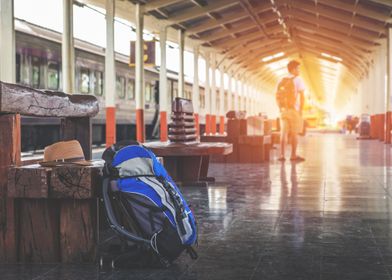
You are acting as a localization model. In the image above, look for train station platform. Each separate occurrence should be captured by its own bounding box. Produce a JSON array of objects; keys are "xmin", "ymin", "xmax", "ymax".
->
[{"xmin": 2, "ymin": 132, "xmax": 392, "ymax": 279}]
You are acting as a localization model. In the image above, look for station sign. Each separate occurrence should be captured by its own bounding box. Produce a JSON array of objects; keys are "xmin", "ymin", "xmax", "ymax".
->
[{"xmin": 130, "ymin": 40, "xmax": 156, "ymax": 66}]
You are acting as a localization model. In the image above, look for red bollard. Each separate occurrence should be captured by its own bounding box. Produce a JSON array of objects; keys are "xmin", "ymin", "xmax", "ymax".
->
[
  {"xmin": 370, "ymin": 115, "xmax": 376, "ymax": 139},
  {"xmin": 386, "ymin": 111, "xmax": 392, "ymax": 144},
  {"xmin": 379, "ymin": 114, "xmax": 385, "ymax": 141}
]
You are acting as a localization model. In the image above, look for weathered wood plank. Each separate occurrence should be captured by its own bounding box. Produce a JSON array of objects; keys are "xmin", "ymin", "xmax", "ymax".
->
[
  {"xmin": 0, "ymin": 114, "xmax": 20, "ymax": 262},
  {"xmin": 0, "ymin": 81, "xmax": 99, "ymax": 117},
  {"xmin": 60, "ymin": 200, "xmax": 97, "ymax": 263},
  {"xmin": 18, "ymin": 199, "xmax": 60, "ymax": 262},
  {"xmin": 50, "ymin": 165, "xmax": 102, "ymax": 199},
  {"xmin": 8, "ymin": 165, "xmax": 49, "ymax": 198},
  {"xmin": 60, "ymin": 117, "xmax": 92, "ymax": 160}
]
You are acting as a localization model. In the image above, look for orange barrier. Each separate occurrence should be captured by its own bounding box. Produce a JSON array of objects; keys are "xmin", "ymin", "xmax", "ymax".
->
[
  {"xmin": 370, "ymin": 115, "xmax": 377, "ymax": 139},
  {"xmin": 105, "ymin": 107, "xmax": 116, "ymax": 147},
  {"xmin": 160, "ymin": 111, "xmax": 168, "ymax": 142},
  {"xmin": 386, "ymin": 111, "xmax": 392, "ymax": 144},
  {"xmin": 195, "ymin": 113, "xmax": 200, "ymax": 136},
  {"xmin": 205, "ymin": 114, "xmax": 210, "ymax": 135},
  {"xmin": 136, "ymin": 109, "xmax": 145, "ymax": 142},
  {"xmin": 211, "ymin": 115, "xmax": 217, "ymax": 134},
  {"xmin": 379, "ymin": 114, "xmax": 385, "ymax": 141},
  {"xmin": 219, "ymin": 116, "xmax": 225, "ymax": 135}
]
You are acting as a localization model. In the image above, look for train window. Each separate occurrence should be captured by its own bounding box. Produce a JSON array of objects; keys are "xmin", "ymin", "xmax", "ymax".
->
[
  {"xmin": 199, "ymin": 93, "xmax": 205, "ymax": 109},
  {"xmin": 127, "ymin": 79, "xmax": 135, "ymax": 100},
  {"xmin": 15, "ymin": 54, "xmax": 21, "ymax": 83},
  {"xmin": 116, "ymin": 76, "xmax": 126, "ymax": 99},
  {"xmin": 145, "ymin": 83, "xmax": 152, "ymax": 103},
  {"xmin": 80, "ymin": 68, "xmax": 90, "ymax": 93},
  {"xmin": 32, "ymin": 56, "xmax": 40, "ymax": 88},
  {"xmin": 93, "ymin": 71, "xmax": 103, "ymax": 96},
  {"xmin": 21, "ymin": 55, "xmax": 30, "ymax": 85},
  {"xmin": 47, "ymin": 61, "xmax": 59, "ymax": 90}
]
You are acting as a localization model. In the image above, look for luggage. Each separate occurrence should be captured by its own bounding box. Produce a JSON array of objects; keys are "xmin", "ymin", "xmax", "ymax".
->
[{"xmin": 100, "ymin": 140, "xmax": 198, "ymax": 268}]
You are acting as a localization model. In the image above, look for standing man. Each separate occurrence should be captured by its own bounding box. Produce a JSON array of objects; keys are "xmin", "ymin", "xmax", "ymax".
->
[{"xmin": 276, "ymin": 60, "xmax": 305, "ymax": 162}]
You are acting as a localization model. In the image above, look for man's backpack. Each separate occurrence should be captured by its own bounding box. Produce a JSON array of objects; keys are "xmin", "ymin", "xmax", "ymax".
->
[
  {"xmin": 101, "ymin": 141, "xmax": 198, "ymax": 267},
  {"xmin": 276, "ymin": 77, "xmax": 296, "ymax": 110}
]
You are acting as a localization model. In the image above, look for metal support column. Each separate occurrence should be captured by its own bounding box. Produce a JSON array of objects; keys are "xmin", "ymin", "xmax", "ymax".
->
[
  {"xmin": 211, "ymin": 53, "xmax": 217, "ymax": 134},
  {"xmin": 193, "ymin": 45, "xmax": 200, "ymax": 136},
  {"xmin": 135, "ymin": 3, "xmax": 145, "ymax": 142},
  {"xmin": 387, "ymin": 27, "xmax": 392, "ymax": 144},
  {"xmin": 105, "ymin": 0, "xmax": 116, "ymax": 147},
  {"xmin": 160, "ymin": 26, "xmax": 168, "ymax": 142},
  {"xmin": 0, "ymin": 0, "xmax": 15, "ymax": 82},
  {"xmin": 219, "ymin": 68, "xmax": 225, "ymax": 134},
  {"xmin": 178, "ymin": 29, "xmax": 185, "ymax": 98},
  {"xmin": 62, "ymin": 0, "xmax": 75, "ymax": 93},
  {"xmin": 205, "ymin": 53, "xmax": 211, "ymax": 134}
]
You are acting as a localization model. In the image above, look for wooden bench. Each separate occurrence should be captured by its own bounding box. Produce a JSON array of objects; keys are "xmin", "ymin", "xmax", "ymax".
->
[
  {"xmin": 144, "ymin": 98, "xmax": 232, "ymax": 187},
  {"xmin": 0, "ymin": 81, "xmax": 100, "ymax": 263},
  {"xmin": 202, "ymin": 112, "xmax": 272, "ymax": 163}
]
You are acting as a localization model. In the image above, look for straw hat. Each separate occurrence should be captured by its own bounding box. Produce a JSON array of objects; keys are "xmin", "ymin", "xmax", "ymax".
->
[{"xmin": 39, "ymin": 140, "xmax": 92, "ymax": 167}]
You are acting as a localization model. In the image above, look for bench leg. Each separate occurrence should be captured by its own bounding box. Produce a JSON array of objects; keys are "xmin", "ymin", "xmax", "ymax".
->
[
  {"xmin": 163, "ymin": 156, "xmax": 208, "ymax": 187},
  {"xmin": 18, "ymin": 199, "xmax": 60, "ymax": 262},
  {"xmin": 60, "ymin": 200, "xmax": 97, "ymax": 262}
]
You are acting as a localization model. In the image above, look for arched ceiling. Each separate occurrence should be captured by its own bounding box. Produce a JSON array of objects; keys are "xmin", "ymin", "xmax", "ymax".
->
[{"xmin": 83, "ymin": 0, "xmax": 392, "ymax": 111}]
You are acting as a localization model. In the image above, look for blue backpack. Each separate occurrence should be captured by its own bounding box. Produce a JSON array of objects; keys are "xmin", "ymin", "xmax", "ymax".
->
[{"xmin": 101, "ymin": 141, "xmax": 198, "ymax": 267}]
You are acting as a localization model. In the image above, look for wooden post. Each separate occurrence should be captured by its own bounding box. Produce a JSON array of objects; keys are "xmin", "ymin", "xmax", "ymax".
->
[
  {"xmin": 60, "ymin": 117, "xmax": 92, "ymax": 160},
  {"xmin": 0, "ymin": 114, "xmax": 20, "ymax": 262}
]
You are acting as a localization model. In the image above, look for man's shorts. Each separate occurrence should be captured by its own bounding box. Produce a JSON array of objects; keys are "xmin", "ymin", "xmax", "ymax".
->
[{"xmin": 280, "ymin": 109, "xmax": 303, "ymax": 135}]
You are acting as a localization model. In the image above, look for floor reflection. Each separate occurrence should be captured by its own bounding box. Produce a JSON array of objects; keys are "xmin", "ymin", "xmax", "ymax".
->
[{"xmin": 4, "ymin": 133, "xmax": 392, "ymax": 280}]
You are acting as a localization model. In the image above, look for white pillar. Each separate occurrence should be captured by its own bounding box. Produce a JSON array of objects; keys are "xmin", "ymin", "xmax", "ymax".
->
[
  {"xmin": 211, "ymin": 53, "xmax": 217, "ymax": 116},
  {"xmin": 220, "ymin": 69, "xmax": 225, "ymax": 116},
  {"xmin": 388, "ymin": 27, "xmax": 392, "ymax": 113},
  {"xmin": 105, "ymin": 0, "xmax": 115, "ymax": 108},
  {"xmin": 205, "ymin": 53, "xmax": 211, "ymax": 134},
  {"xmin": 135, "ymin": 3, "xmax": 145, "ymax": 142},
  {"xmin": 228, "ymin": 72, "xmax": 232, "ymax": 111},
  {"xmin": 211, "ymin": 53, "xmax": 217, "ymax": 133},
  {"xmin": 234, "ymin": 77, "xmax": 239, "ymax": 111},
  {"xmin": 192, "ymin": 46, "xmax": 199, "ymax": 112},
  {"xmin": 0, "ymin": 0, "xmax": 15, "ymax": 83},
  {"xmin": 178, "ymin": 29, "xmax": 185, "ymax": 98},
  {"xmin": 219, "ymin": 68, "xmax": 225, "ymax": 134},
  {"xmin": 240, "ymin": 79, "xmax": 244, "ymax": 111},
  {"xmin": 159, "ymin": 26, "xmax": 168, "ymax": 141},
  {"xmin": 159, "ymin": 26, "xmax": 168, "ymax": 113},
  {"xmin": 62, "ymin": 0, "xmax": 75, "ymax": 93},
  {"xmin": 105, "ymin": 0, "xmax": 116, "ymax": 146},
  {"xmin": 193, "ymin": 45, "xmax": 200, "ymax": 135}
]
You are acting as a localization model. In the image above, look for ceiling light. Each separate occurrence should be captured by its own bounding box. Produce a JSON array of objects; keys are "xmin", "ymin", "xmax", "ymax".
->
[
  {"xmin": 261, "ymin": 52, "xmax": 285, "ymax": 62},
  {"xmin": 321, "ymin": 52, "xmax": 343, "ymax": 62}
]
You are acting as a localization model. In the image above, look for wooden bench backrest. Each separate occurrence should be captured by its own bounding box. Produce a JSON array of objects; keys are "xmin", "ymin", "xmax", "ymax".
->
[{"xmin": 0, "ymin": 81, "xmax": 99, "ymax": 262}]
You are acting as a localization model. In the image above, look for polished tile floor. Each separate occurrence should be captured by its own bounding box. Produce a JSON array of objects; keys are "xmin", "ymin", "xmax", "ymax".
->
[{"xmin": 3, "ymin": 133, "xmax": 392, "ymax": 280}]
